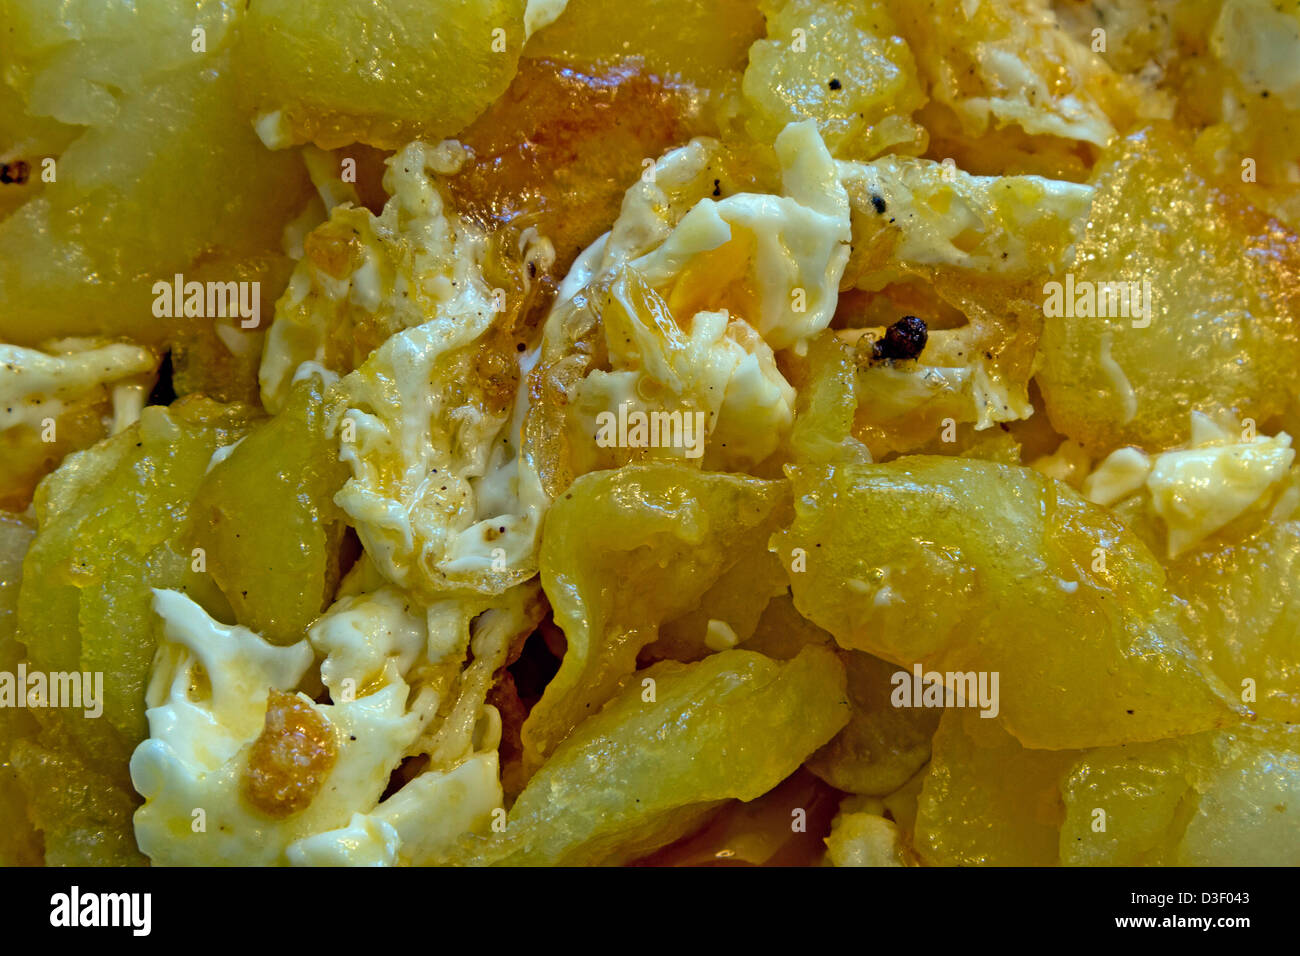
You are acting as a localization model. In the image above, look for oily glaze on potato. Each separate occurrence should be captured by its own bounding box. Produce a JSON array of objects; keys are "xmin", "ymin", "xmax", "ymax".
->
[
  {"xmin": 445, "ymin": 57, "xmax": 712, "ymax": 276},
  {"xmin": 0, "ymin": 59, "xmax": 309, "ymax": 347},
  {"xmin": 1061, "ymin": 721, "xmax": 1300, "ymax": 866},
  {"xmin": 0, "ymin": 515, "xmax": 40, "ymax": 866},
  {"xmin": 524, "ymin": 0, "xmax": 765, "ymax": 90},
  {"xmin": 922, "ymin": 709, "xmax": 1300, "ymax": 866},
  {"xmin": 915, "ymin": 710, "xmax": 1081, "ymax": 866},
  {"xmin": 1167, "ymin": 516, "xmax": 1300, "ymax": 723},
  {"xmin": 743, "ymin": 0, "xmax": 926, "ymax": 159}
]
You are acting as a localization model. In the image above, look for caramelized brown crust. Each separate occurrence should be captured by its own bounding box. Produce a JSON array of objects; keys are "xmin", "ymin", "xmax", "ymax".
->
[{"xmin": 241, "ymin": 690, "xmax": 339, "ymax": 819}]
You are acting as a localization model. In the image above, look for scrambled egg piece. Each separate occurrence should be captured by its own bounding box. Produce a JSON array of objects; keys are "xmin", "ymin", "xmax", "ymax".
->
[
  {"xmin": 259, "ymin": 140, "xmax": 490, "ymax": 413},
  {"xmin": 887, "ymin": 0, "xmax": 1158, "ymax": 147},
  {"xmin": 596, "ymin": 120, "xmax": 851, "ymax": 351},
  {"xmin": 361, "ymin": 752, "xmax": 502, "ymax": 866},
  {"xmin": 130, "ymin": 589, "xmax": 439, "ymax": 866},
  {"xmin": 829, "ymin": 154, "xmax": 1090, "ymax": 453},
  {"xmin": 569, "ymin": 287, "xmax": 797, "ymax": 471},
  {"xmin": 265, "ymin": 140, "xmax": 547, "ymax": 601},
  {"xmin": 334, "ymin": 304, "xmax": 547, "ymax": 600},
  {"xmin": 285, "ymin": 813, "xmax": 401, "ymax": 867},
  {"xmin": 825, "ymin": 800, "xmax": 908, "ymax": 867},
  {"xmin": 0, "ymin": 339, "xmax": 159, "ymax": 509},
  {"xmin": 0, "ymin": 339, "xmax": 156, "ymax": 434},
  {"xmin": 525, "ymin": 121, "xmax": 848, "ymax": 482},
  {"xmin": 1083, "ymin": 413, "xmax": 1295, "ymax": 557},
  {"xmin": 839, "ymin": 156, "xmax": 1093, "ymax": 289}
]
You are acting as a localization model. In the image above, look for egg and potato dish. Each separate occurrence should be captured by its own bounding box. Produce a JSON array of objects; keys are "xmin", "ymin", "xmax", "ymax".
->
[{"xmin": 2, "ymin": 0, "xmax": 1300, "ymax": 868}]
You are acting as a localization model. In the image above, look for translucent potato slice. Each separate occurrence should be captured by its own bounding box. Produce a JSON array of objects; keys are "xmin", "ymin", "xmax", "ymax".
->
[
  {"xmin": 776, "ymin": 457, "xmax": 1237, "ymax": 749},
  {"xmin": 236, "ymin": 0, "xmax": 530, "ymax": 149},
  {"xmin": 523, "ymin": 462, "xmax": 791, "ymax": 773},
  {"xmin": 742, "ymin": 0, "xmax": 926, "ymax": 159},
  {"xmin": 468, "ymin": 646, "xmax": 848, "ymax": 866},
  {"xmin": 1037, "ymin": 124, "xmax": 1300, "ymax": 455}
]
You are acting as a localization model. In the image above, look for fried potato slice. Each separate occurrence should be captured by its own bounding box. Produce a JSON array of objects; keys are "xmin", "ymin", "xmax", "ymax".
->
[
  {"xmin": 13, "ymin": 398, "xmax": 257, "ymax": 864},
  {"xmin": 0, "ymin": 55, "xmax": 309, "ymax": 347},
  {"xmin": 523, "ymin": 463, "xmax": 791, "ymax": 772},
  {"xmin": 786, "ymin": 331, "xmax": 872, "ymax": 466},
  {"xmin": 1036, "ymin": 124, "xmax": 1300, "ymax": 455},
  {"xmin": 236, "ymin": 0, "xmax": 528, "ymax": 150},
  {"xmin": 776, "ymin": 457, "xmax": 1237, "ymax": 749},
  {"xmin": 10, "ymin": 727, "xmax": 146, "ymax": 866},
  {"xmin": 807, "ymin": 649, "xmax": 940, "ymax": 797},
  {"xmin": 0, "ymin": 514, "xmax": 41, "ymax": 866},
  {"xmin": 0, "ymin": 0, "xmax": 242, "ymax": 126},
  {"xmin": 1057, "ymin": 718, "xmax": 1300, "ymax": 866},
  {"xmin": 633, "ymin": 767, "xmax": 842, "ymax": 867},
  {"xmin": 0, "ymin": 81, "xmax": 80, "ymax": 221},
  {"xmin": 925, "ymin": 709, "xmax": 1300, "ymax": 866},
  {"xmin": 189, "ymin": 374, "xmax": 351, "ymax": 646},
  {"xmin": 17, "ymin": 400, "xmax": 257, "ymax": 774},
  {"xmin": 645, "ymin": 537, "xmax": 790, "ymax": 665},
  {"xmin": 1168, "ymin": 515, "xmax": 1300, "ymax": 724},
  {"xmin": 742, "ymin": 0, "xmax": 926, "ymax": 159},
  {"xmin": 467, "ymin": 646, "xmax": 848, "ymax": 866},
  {"xmin": 916, "ymin": 710, "xmax": 1081, "ymax": 866}
]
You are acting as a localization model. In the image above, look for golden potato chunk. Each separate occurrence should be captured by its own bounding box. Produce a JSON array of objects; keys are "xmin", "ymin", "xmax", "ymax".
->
[
  {"xmin": 776, "ymin": 457, "xmax": 1237, "ymax": 749},
  {"xmin": 236, "ymin": 0, "xmax": 529, "ymax": 149},
  {"xmin": 743, "ymin": 0, "xmax": 926, "ymax": 158},
  {"xmin": 469, "ymin": 647, "xmax": 848, "ymax": 866},
  {"xmin": 523, "ymin": 462, "xmax": 790, "ymax": 773},
  {"xmin": 1037, "ymin": 124, "xmax": 1300, "ymax": 455}
]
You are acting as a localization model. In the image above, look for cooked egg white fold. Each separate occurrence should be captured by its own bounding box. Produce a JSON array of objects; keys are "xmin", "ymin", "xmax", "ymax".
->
[
  {"xmin": 259, "ymin": 139, "xmax": 547, "ymax": 600},
  {"xmin": 130, "ymin": 588, "xmax": 440, "ymax": 866},
  {"xmin": 0, "ymin": 339, "xmax": 157, "ymax": 434},
  {"xmin": 524, "ymin": 0, "xmax": 569, "ymax": 38},
  {"xmin": 1081, "ymin": 412, "xmax": 1296, "ymax": 557},
  {"xmin": 525, "ymin": 121, "xmax": 853, "ymax": 477},
  {"xmin": 838, "ymin": 155, "xmax": 1094, "ymax": 289},
  {"xmin": 596, "ymin": 120, "xmax": 851, "ymax": 352},
  {"xmin": 285, "ymin": 813, "xmax": 401, "ymax": 867},
  {"xmin": 258, "ymin": 140, "xmax": 487, "ymax": 414},
  {"xmin": 333, "ymin": 304, "xmax": 548, "ymax": 600}
]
